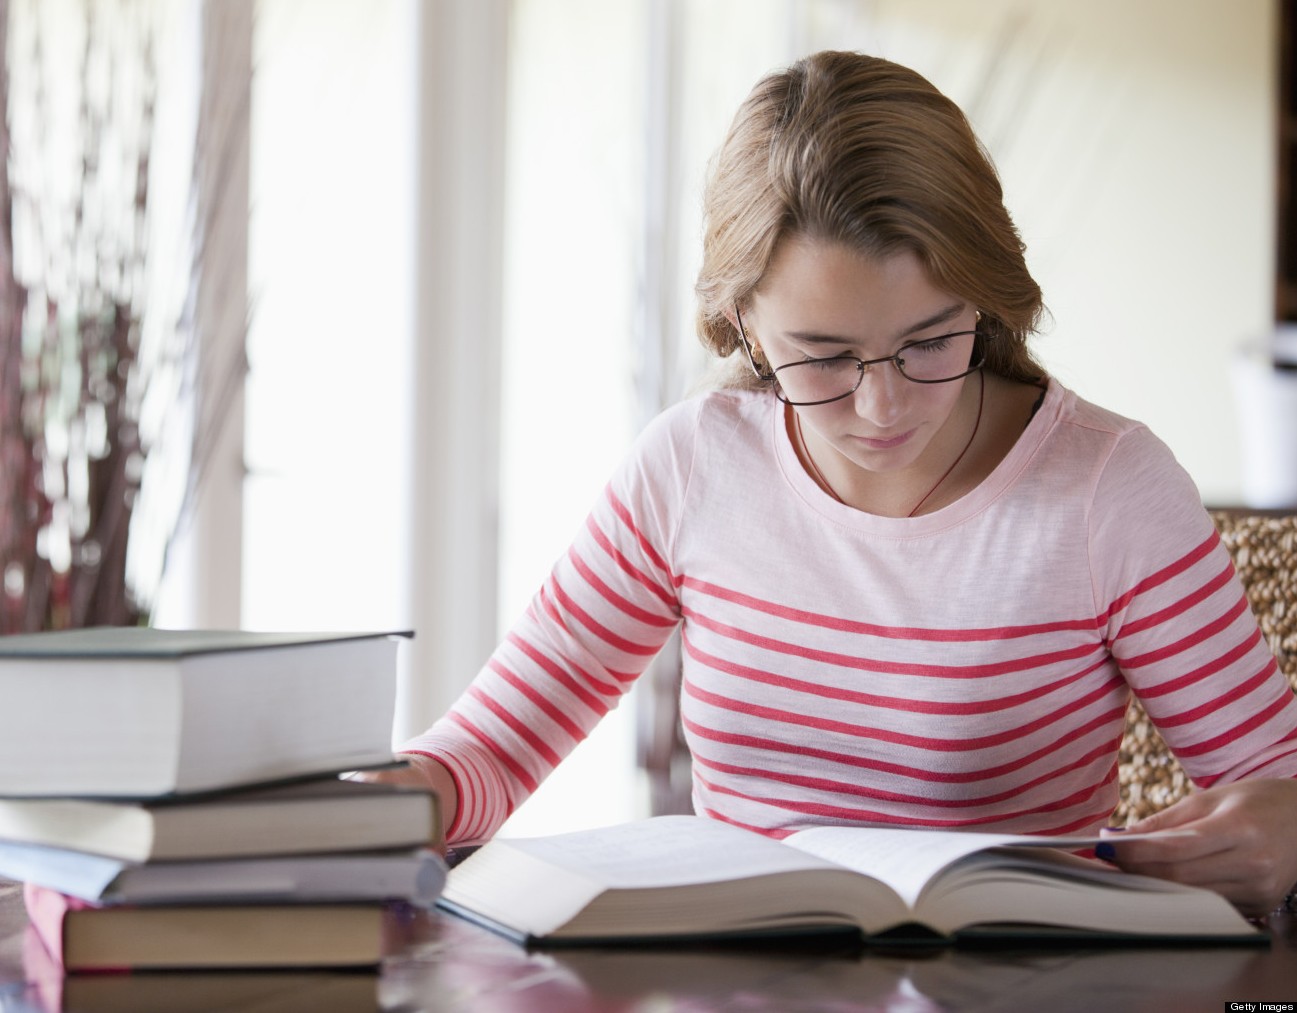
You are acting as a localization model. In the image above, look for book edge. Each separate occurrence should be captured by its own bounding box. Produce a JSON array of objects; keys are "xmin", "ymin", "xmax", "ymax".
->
[{"xmin": 0, "ymin": 628, "xmax": 413, "ymax": 660}]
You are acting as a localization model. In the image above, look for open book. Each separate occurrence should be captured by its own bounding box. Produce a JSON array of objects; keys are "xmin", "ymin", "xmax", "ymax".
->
[{"xmin": 439, "ymin": 815, "xmax": 1263, "ymax": 947}]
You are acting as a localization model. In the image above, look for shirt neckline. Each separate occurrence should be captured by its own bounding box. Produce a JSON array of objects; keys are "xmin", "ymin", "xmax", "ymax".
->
[{"xmin": 770, "ymin": 378, "xmax": 1064, "ymax": 535}]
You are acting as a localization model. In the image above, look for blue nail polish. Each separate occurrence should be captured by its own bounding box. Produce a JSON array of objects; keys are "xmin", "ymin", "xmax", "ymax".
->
[{"xmin": 1095, "ymin": 842, "xmax": 1116, "ymax": 862}]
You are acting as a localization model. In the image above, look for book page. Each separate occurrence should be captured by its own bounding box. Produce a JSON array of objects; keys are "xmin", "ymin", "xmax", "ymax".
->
[
  {"xmin": 784, "ymin": 828, "xmax": 1033, "ymax": 908},
  {"xmin": 783, "ymin": 827, "xmax": 1192, "ymax": 910},
  {"xmin": 444, "ymin": 815, "xmax": 867, "ymax": 940},
  {"xmin": 506, "ymin": 815, "xmax": 843, "ymax": 890}
]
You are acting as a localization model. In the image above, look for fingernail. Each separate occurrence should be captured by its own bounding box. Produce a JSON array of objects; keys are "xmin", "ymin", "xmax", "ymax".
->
[{"xmin": 1095, "ymin": 842, "xmax": 1117, "ymax": 862}]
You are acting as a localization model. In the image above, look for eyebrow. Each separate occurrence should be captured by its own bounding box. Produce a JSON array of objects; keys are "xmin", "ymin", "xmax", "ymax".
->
[{"xmin": 786, "ymin": 302, "xmax": 967, "ymax": 347}]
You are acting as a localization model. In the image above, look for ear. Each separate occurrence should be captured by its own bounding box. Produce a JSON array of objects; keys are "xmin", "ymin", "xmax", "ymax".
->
[
  {"xmin": 722, "ymin": 304, "xmax": 761, "ymax": 363},
  {"xmin": 725, "ymin": 302, "xmax": 767, "ymax": 375}
]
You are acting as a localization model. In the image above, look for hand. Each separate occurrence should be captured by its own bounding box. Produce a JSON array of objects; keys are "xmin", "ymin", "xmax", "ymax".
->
[
  {"xmin": 1101, "ymin": 778, "xmax": 1297, "ymax": 917},
  {"xmin": 349, "ymin": 753, "xmax": 459, "ymax": 853}
]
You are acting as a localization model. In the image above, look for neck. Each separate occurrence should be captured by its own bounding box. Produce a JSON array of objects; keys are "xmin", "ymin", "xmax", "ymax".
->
[{"xmin": 906, "ymin": 370, "xmax": 984, "ymax": 516}]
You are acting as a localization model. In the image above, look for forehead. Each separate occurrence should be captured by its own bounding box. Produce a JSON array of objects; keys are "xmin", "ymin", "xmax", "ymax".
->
[{"xmin": 751, "ymin": 236, "xmax": 955, "ymax": 331}]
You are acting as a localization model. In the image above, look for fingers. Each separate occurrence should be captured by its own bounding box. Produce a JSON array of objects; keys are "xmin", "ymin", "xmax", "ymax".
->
[
  {"xmin": 346, "ymin": 754, "xmax": 458, "ymax": 853},
  {"xmin": 1104, "ymin": 818, "xmax": 1292, "ymax": 914},
  {"xmin": 1095, "ymin": 780, "xmax": 1297, "ymax": 915},
  {"xmin": 1122, "ymin": 789, "xmax": 1217, "ymax": 833},
  {"xmin": 1101, "ymin": 829, "xmax": 1227, "ymax": 879},
  {"xmin": 1102, "ymin": 835, "xmax": 1281, "ymax": 916}
]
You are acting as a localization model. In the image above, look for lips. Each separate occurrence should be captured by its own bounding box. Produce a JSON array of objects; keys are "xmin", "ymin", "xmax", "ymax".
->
[{"xmin": 856, "ymin": 429, "xmax": 915, "ymax": 450}]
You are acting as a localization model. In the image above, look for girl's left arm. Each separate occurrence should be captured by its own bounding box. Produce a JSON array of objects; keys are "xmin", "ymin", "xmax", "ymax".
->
[{"xmin": 1091, "ymin": 427, "xmax": 1297, "ymax": 914}]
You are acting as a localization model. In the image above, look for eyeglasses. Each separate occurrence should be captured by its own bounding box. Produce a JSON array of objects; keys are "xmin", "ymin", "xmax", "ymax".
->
[{"xmin": 734, "ymin": 305, "xmax": 985, "ymax": 406}]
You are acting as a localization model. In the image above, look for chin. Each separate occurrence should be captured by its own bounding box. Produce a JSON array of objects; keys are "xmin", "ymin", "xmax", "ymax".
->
[{"xmin": 838, "ymin": 441, "xmax": 925, "ymax": 475}]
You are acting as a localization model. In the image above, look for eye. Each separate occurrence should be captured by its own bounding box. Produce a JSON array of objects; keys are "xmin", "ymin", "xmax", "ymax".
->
[
  {"xmin": 903, "ymin": 336, "xmax": 954, "ymax": 355},
  {"xmin": 801, "ymin": 355, "xmax": 859, "ymax": 372}
]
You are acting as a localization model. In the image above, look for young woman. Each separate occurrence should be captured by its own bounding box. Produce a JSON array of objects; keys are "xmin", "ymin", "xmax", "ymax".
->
[{"xmin": 374, "ymin": 51, "xmax": 1297, "ymax": 916}]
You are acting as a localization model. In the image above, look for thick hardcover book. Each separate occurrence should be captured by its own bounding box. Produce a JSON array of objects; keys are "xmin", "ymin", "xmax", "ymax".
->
[
  {"xmin": 23, "ymin": 883, "xmax": 390, "ymax": 971},
  {"xmin": 439, "ymin": 815, "xmax": 1264, "ymax": 947},
  {"xmin": 0, "ymin": 844, "xmax": 447, "ymax": 907},
  {"xmin": 0, "ymin": 628, "xmax": 410, "ymax": 798},
  {"xmin": 22, "ymin": 942, "xmax": 381, "ymax": 1013},
  {"xmin": 0, "ymin": 776, "xmax": 441, "ymax": 861}
]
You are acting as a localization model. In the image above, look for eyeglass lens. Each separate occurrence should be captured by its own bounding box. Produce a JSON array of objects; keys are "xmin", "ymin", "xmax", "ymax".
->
[{"xmin": 773, "ymin": 332, "xmax": 979, "ymax": 405}]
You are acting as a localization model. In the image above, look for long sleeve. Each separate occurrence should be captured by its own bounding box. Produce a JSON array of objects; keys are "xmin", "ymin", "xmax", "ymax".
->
[
  {"xmin": 1089, "ymin": 426, "xmax": 1297, "ymax": 787},
  {"xmin": 400, "ymin": 403, "xmax": 697, "ymax": 842}
]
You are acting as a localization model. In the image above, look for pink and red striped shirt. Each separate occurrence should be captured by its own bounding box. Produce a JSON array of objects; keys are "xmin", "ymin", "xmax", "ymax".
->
[{"xmin": 404, "ymin": 381, "xmax": 1297, "ymax": 844}]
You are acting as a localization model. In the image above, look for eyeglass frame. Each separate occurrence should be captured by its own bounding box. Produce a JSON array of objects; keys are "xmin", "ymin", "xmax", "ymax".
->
[{"xmin": 733, "ymin": 304, "xmax": 987, "ymax": 407}]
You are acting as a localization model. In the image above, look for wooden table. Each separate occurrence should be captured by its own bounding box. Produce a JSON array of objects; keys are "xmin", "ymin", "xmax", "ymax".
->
[{"xmin": 3, "ymin": 877, "xmax": 1296, "ymax": 1011}]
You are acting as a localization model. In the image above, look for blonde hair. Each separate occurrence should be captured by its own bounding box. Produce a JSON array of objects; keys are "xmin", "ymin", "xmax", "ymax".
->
[{"xmin": 695, "ymin": 51, "xmax": 1045, "ymax": 386}]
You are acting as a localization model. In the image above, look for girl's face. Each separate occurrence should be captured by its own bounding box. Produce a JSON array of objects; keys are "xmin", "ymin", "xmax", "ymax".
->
[{"xmin": 741, "ymin": 236, "xmax": 978, "ymax": 482}]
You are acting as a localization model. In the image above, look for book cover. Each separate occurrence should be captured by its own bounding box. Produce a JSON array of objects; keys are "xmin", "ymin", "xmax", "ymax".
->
[{"xmin": 0, "ymin": 844, "xmax": 447, "ymax": 907}]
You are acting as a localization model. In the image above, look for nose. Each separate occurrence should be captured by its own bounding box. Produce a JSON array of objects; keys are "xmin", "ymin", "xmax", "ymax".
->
[{"xmin": 849, "ymin": 359, "xmax": 907, "ymax": 426}]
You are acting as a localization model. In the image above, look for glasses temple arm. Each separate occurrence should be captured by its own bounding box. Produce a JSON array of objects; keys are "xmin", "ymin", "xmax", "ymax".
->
[{"xmin": 734, "ymin": 305, "xmax": 775, "ymax": 381}]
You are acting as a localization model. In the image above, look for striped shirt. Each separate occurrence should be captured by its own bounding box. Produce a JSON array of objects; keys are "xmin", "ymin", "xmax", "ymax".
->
[{"xmin": 404, "ymin": 380, "xmax": 1297, "ymax": 844}]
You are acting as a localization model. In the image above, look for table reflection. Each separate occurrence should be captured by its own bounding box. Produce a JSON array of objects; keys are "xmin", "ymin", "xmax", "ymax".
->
[
  {"xmin": 380, "ymin": 908, "xmax": 1284, "ymax": 1013},
  {"xmin": 2, "ymin": 885, "xmax": 1292, "ymax": 1013}
]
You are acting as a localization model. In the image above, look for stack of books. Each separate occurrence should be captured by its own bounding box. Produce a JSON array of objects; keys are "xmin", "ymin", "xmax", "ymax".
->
[{"xmin": 0, "ymin": 627, "xmax": 444, "ymax": 973}]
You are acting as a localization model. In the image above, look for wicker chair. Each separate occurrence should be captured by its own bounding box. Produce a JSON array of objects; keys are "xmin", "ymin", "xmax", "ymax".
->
[{"xmin": 1113, "ymin": 510, "xmax": 1297, "ymax": 825}]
